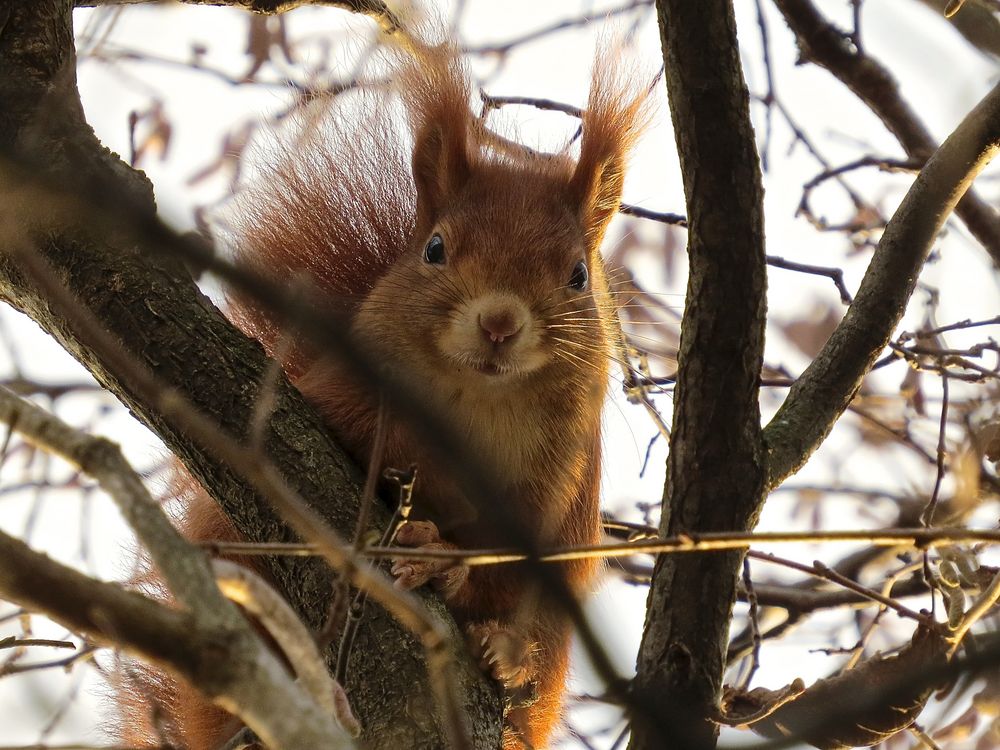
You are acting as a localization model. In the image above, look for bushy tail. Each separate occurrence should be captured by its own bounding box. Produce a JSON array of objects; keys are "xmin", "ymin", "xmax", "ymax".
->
[{"xmin": 226, "ymin": 83, "xmax": 416, "ymax": 377}]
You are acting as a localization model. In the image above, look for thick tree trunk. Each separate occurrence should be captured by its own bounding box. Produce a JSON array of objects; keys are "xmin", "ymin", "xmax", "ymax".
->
[
  {"xmin": 630, "ymin": 3, "xmax": 768, "ymax": 749},
  {"xmin": 0, "ymin": 2, "xmax": 501, "ymax": 747}
]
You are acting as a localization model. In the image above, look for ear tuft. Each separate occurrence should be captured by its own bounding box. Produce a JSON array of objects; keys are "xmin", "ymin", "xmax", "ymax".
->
[
  {"xmin": 568, "ymin": 51, "xmax": 653, "ymax": 253},
  {"xmin": 412, "ymin": 120, "xmax": 471, "ymax": 225},
  {"xmin": 397, "ymin": 40, "xmax": 474, "ymax": 228}
]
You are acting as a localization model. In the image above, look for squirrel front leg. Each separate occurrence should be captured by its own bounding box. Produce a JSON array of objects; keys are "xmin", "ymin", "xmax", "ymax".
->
[
  {"xmin": 390, "ymin": 519, "xmax": 472, "ymax": 603},
  {"xmin": 466, "ymin": 594, "xmax": 574, "ymax": 750}
]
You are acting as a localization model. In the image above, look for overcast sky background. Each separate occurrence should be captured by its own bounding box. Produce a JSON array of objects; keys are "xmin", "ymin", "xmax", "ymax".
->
[{"xmin": 2, "ymin": 1, "xmax": 999, "ymax": 747}]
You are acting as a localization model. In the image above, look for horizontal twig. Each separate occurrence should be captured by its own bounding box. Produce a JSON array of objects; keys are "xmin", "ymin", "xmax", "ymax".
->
[{"xmin": 200, "ymin": 526, "xmax": 1000, "ymax": 566}]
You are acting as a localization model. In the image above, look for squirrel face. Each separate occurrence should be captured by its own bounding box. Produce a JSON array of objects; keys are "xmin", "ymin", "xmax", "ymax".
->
[
  {"xmin": 344, "ymin": 52, "xmax": 649, "ymax": 408},
  {"xmin": 356, "ymin": 164, "xmax": 610, "ymax": 397}
]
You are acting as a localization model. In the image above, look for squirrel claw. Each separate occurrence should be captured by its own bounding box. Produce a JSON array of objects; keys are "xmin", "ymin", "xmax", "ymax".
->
[
  {"xmin": 391, "ymin": 521, "xmax": 469, "ymax": 600},
  {"xmin": 466, "ymin": 621, "xmax": 537, "ymax": 693}
]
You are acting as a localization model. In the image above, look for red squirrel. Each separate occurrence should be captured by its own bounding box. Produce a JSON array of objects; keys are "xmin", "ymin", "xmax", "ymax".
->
[{"xmin": 116, "ymin": 32, "xmax": 648, "ymax": 750}]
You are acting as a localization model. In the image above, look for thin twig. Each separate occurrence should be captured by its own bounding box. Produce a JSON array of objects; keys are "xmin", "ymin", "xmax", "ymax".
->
[
  {"xmin": 922, "ymin": 373, "xmax": 951, "ymax": 526},
  {"xmin": 752, "ymin": 0, "xmax": 776, "ymax": 172},
  {"xmin": 199, "ymin": 526, "xmax": 1000, "ymax": 566},
  {"xmin": 765, "ymin": 255, "xmax": 853, "ymax": 304},
  {"xmin": 738, "ymin": 557, "xmax": 762, "ymax": 689},
  {"xmin": 0, "ymin": 645, "xmax": 98, "ymax": 677},
  {"xmin": 213, "ymin": 560, "xmax": 361, "ymax": 736},
  {"xmin": 461, "ymin": 0, "xmax": 653, "ymax": 55},
  {"xmin": 0, "ymin": 386, "xmax": 229, "ymax": 619},
  {"xmin": 619, "ymin": 202, "xmax": 687, "ymax": 227},
  {"xmin": 480, "ymin": 92, "xmax": 582, "ymax": 118},
  {"xmin": 909, "ymin": 723, "xmax": 944, "ymax": 750},
  {"xmin": 0, "ymin": 636, "xmax": 75, "ymax": 650},
  {"xmin": 749, "ymin": 552, "xmax": 931, "ymax": 625},
  {"xmin": 904, "ymin": 315, "xmax": 1000, "ymax": 340},
  {"xmin": 773, "ymin": 0, "xmax": 1000, "ymax": 267}
]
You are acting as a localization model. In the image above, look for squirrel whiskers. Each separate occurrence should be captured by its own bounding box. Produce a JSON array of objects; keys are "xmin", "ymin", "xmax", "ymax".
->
[{"xmin": 116, "ymin": 30, "xmax": 651, "ymax": 750}]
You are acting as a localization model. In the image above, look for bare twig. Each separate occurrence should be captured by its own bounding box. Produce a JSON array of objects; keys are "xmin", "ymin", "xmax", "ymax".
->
[
  {"xmin": 609, "ymin": 205, "xmax": 857, "ymax": 302},
  {"xmin": 922, "ymin": 373, "xmax": 951, "ymax": 525},
  {"xmin": 738, "ymin": 557, "xmax": 763, "ymax": 689},
  {"xmin": 461, "ymin": 0, "xmax": 653, "ymax": 55},
  {"xmin": 903, "ymin": 315, "xmax": 1000, "ymax": 340},
  {"xmin": 333, "ymin": 393, "xmax": 391, "ymax": 682},
  {"xmin": 764, "ymin": 255, "xmax": 853, "ymax": 304},
  {"xmin": 752, "ymin": 0, "xmax": 776, "ymax": 171},
  {"xmin": 0, "ymin": 385, "xmax": 228, "ymax": 618},
  {"xmin": 773, "ymin": 0, "xmax": 1000, "ymax": 267},
  {"xmin": 197, "ymin": 526, "xmax": 1000, "ymax": 566},
  {"xmin": 0, "ymin": 378, "xmax": 105, "ymax": 399},
  {"xmin": 480, "ymin": 92, "xmax": 582, "ymax": 118},
  {"xmin": 213, "ymin": 560, "xmax": 361, "ymax": 736},
  {"xmin": 763, "ymin": 77, "xmax": 1000, "ymax": 488},
  {"xmin": 749, "ymin": 552, "xmax": 932, "ymax": 625},
  {"xmin": 0, "ymin": 636, "xmax": 75, "ymax": 650},
  {"xmin": 619, "ymin": 202, "xmax": 688, "ymax": 227},
  {"xmin": 848, "ymin": 404, "xmax": 937, "ymax": 465},
  {"xmin": 0, "ymin": 644, "xmax": 99, "ymax": 677},
  {"xmin": 74, "ymin": 0, "xmax": 403, "ymax": 29}
]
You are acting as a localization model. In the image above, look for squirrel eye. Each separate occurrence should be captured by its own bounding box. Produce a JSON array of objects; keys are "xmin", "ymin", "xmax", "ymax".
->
[
  {"xmin": 568, "ymin": 260, "xmax": 589, "ymax": 291},
  {"xmin": 423, "ymin": 234, "xmax": 446, "ymax": 264}
]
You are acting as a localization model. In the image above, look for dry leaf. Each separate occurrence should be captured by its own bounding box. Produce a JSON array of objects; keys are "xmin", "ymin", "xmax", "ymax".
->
[
  {"xmin": 743, "ymin": 627, "xmax": 950, "ymax": 749},
  {"xmin": 977, "ymin": 417, "xmax": 1000, "ymax": 469},
  {"xmin": 781, "ymin": 305, "xmax": 843, "ymax": 361},
  {"xmin": 899, "ymin": 365, "xmax": 926, "ymax": 416},
  {"xmin": 953, "ymin": 446, "xmax": 983, "ymax": 515}
]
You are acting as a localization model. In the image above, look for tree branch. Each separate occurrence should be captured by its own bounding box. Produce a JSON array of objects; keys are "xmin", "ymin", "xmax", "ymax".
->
[
  {"xmin": 630, "ymin": 2, "xmax": 768, "ymax": 749},
  {"xmin": 0, "ymin": 2, "xmax": 500, "ymax": 747},
  {"xmin": 772, "ymin": 0, "xmax": 1000, "ymax": 268},
  {"xmin": 0, "ymin": 385, "xmax": 229, "ymax": 618},
  {"xmin": 763, "ymin": 80, "xmax": 1000, "ymax": 488},
  {"xmin": 0, "ymin": 527, "xmax": 356, "ymax": 749},
  {"xmin": 73, "ymin": 0, "xmax": 401, "ymax": 24}
]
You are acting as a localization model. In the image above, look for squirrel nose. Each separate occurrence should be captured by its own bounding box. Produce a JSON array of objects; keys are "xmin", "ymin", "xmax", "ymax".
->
[{"xmin": 479, "ymin": 311, "xmax": 522, "ymax": 344}]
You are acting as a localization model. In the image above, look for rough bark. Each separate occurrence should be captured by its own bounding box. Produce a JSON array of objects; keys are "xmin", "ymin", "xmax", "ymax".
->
[
  {"xmin": 74, "ymin": 0, "xmax": 396, "ymax": 15},
  {"xmin": 0, "ymin": 1, "xmax": 501, "ymax": 747},
  {"xmin": 629, "ymin": 2, "xmax": 768, "ymax": 749}
]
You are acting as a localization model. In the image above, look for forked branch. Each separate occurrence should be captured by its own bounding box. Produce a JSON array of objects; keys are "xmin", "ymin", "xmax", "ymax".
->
[{"xmin": 763, "ymin": 80, "xmax": 1000, "ymax": 488}]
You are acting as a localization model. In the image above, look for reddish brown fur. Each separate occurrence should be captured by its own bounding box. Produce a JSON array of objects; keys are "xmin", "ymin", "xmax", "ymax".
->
[
  {"xmin": 115, "ymin": 36, "xmax": 648, "ymax": 750},
  {"xmin": 111, "ymin": 474, "xmax": 246, "ymax": 749}
]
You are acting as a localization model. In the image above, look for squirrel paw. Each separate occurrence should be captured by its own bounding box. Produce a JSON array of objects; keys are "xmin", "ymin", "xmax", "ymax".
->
[
  {"xmin": 466, "ymin": 621, "xmax": 537, "ymax": 695},
  {"xmin": 390, "ymin": 521, "xmax": 469, "ymax": 600}
]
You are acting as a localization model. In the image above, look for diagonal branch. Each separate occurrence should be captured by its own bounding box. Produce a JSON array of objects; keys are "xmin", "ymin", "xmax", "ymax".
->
[
  {"xmin": 0, "ymin": 528, "xmax": 205, "ymax": 677},
  {"xmin": 73, "ymin": 0, "xmax": 402, "ymax": 24},
  {"xmin": 0, "ymin": 527, "xmax": 356, "ymax": 750},
  {"xmin": 763, "ymin": 80, "xmax": 1000, "ymax": 488},
  {"xmin": 772, "ymin": 0, "xmax": 1000, "ymax": 267},
  {"xmin": 0, "ymin": 385, "xmax": 228, "ymax": 620},
  {"xmin": 0, "ymin": 386, "xmax": 356, "ymax": 747},
  {"xmin": 0, "ymin": 2, "xmax": 500, "ymax": 747},
  {"xmin": 7, "ymin": 235, "xmax": 473, "ymax": 749}
]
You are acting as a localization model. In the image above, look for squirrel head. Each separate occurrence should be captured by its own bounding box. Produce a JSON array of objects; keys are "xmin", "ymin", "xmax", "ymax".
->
[{"xmin": 355, "ymin": 45, "xmax": 650, "ymax": 397}]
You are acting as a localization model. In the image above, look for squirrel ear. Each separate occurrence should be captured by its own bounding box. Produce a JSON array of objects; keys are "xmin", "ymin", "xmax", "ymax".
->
[
  {"xmin": 412, "ymin": 122, "xmax": 471, "ymax": 226},
  {"xmin": 568, "ymin": 151, "xmax": 626, "ymax": 255},
  {"xmin": 567, "ymin": 58, "xmax": 650, "ymax": 254}
]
